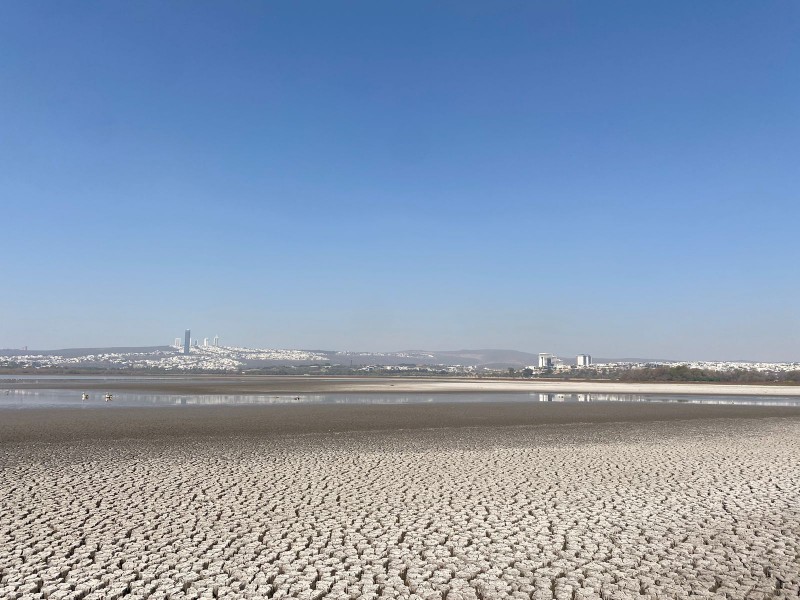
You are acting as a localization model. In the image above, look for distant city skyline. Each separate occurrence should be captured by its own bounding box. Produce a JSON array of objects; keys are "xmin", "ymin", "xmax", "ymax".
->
[
  {"xmin": 2, "ymin": 2, "xmax": 799, "ymax": 362},
  {"xmin": 3, "ymin": 342, "xmax": 799, "ymax": 374},
  {"xmin": 0, "ymin": 332, "xmax": 795, "ymax": 364}
]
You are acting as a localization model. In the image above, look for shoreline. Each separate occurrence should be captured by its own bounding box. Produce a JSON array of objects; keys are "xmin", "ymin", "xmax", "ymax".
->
[{"xmin": 3, "ymin": 375, "xmax": 800, "ymax": 396}]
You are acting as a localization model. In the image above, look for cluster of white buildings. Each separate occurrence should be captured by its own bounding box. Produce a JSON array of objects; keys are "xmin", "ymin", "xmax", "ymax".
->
[
  {"xmin": 604, "ymin": 359, "xmax": 800, "ymax": 373},
  {"xmin": 174, "ymin": 335, "xmax": 220, "ymax": 349},
  {"xmin": 529, "ymin": 354, "xmax": 799, "ymax": 374},
  {"xmin": 336, "ymin": 351, "xmax": 437, "ymax": 360},
  {"xmin": 357, "ymin": 364, "xmax": 476, "ymax": 374},
  {"xmin": 534, "ymin": 353, "xmax": 593, "ymax": 370},
  {"xmin": 1, "ymin": 344, "xmax": 330, "ymax": 372},
  {"xmin": 169, "ymin": 340, "xmax": 327, "ymax": 363},
  {"xmin": 0, "ymin": 350, "xmax": 178, "ymax": 370}
]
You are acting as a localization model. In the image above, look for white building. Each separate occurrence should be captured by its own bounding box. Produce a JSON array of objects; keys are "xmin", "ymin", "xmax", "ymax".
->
[
  {"xmin": 538, "ymin": 353, "xmax": 554, "ymax": 368},
  {"xmin": 577, "ymin": 354, "xmax": 592, "ymax": 367}
]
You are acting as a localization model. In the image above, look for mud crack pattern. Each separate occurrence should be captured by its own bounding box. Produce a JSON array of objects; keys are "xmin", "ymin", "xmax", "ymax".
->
[{"xmin": 2, "ymin": 419, "xmax": 799, "ymax": 599}]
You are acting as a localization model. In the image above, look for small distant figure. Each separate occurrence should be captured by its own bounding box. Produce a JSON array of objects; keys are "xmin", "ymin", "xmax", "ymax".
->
[
  {"xmin": 81, "ymin": 393, "xmax": 89, "ymax": 401},
  {"xmin": 104, "ymin": 393, "xmax": 113, "ymax": 402}
]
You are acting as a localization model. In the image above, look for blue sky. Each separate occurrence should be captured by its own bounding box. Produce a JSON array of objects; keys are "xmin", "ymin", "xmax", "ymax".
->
[{"xmin": 1, "ymin": 1, "xmax": 799, "ymax": 360}]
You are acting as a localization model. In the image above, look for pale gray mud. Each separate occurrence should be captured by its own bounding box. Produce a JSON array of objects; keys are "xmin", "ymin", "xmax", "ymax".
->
[{"xmin": 1, "ymin": 417, "xmax": 799, "ymax": 599}]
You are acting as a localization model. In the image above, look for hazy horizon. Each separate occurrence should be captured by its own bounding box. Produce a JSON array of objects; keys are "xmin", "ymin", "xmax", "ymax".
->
[
  {"xmin": 1, "ymin": 340, "xmax": 796, "ymax": 365},
  {"xmin": 2, "ymin": 2, "xmax": 799, "ymax": 362}
]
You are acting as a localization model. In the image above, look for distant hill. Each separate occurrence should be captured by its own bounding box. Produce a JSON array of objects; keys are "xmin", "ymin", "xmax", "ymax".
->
[
  {"xmin": 0, "ymin": 346, "xmax": 173, "ymax": 357},
  {"xmin": 330, "ymin": 350, "xmax": 682, "ymax": 368},
  {"xmin": 590, "ymin": 357, "xmax": 670, "ymax": 364},
  {"xmin": 0, "ymin": 345, "xmax": 676, "ymax": 369},
  {"xmin": 333, "ymin": 349, "xmax": 545, "ymax": 368},
  {"xmin": 418, "ymin": 349, "xmax": 542, "ymax": 368}
]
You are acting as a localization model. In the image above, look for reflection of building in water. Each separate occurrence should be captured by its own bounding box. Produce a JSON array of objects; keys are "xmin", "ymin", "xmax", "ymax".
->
[
  {"xmin": 577, "ymin": 354, "xmax": 592, "ymax": 367},
  {"xmin": 538, "ymin": 353, "xmax": 554, "ymax": 368},
  {"xmin": 538, "ymin": 393, "xmax": 553, "ymax": 402},
  {"xmin": 577, "ymin": 393, "xmax": 589, "ymax": 402}
]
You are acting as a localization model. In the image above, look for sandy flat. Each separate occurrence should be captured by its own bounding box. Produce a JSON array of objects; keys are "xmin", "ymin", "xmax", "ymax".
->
[
  {"xmin": 1, "ymin": 410, "xmax": 799, "ymax": 599},
  {"xmin": 1, "ymin": 401, "xmax": 800, "ymax": 444},
  {"xmin": 4, "ymin": 375, "xmax": 800, "ymax": 397}
]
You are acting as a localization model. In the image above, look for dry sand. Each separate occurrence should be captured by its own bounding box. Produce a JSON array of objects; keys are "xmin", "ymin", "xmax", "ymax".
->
[
  {"xmin": 2, "ymin": 404, "xmax": 800, "ymax": 599},
  {"xmin": 4, "ymin": 375, "xmax": 800, "ymax": 397}
]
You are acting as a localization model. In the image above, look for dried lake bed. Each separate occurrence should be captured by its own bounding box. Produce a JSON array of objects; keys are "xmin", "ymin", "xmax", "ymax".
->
[{"xmin": 2, "ymin": 399, "xmax": 800, "ymax": 599}]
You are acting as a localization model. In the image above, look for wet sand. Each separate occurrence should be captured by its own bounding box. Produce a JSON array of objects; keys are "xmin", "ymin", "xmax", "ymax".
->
[
  {"xmin": 4, "ymin": 375, "xmax": 800, "ymax": 397},
  {"xmin": 2, "ymin": 401, "xmax": 800, "ymax": 444},
  {"xmin": 2, "ymin": 410, "xmax": 799, "ymax": 599}
]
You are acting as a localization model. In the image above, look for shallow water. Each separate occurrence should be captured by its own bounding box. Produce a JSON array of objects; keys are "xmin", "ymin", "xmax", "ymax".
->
[{"xmin": 1, "ymin": 388, "xmax": 799, "ymax": 409}]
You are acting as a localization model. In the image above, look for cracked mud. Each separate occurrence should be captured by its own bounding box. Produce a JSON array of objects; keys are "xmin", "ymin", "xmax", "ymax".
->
[{"xmin": 2, "ymin": 418, "xmax": 799, "ymax": 599}]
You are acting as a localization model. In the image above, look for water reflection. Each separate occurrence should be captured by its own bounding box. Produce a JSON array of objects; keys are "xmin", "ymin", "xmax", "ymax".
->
[
  {"xmin": 530, "ymin": 391, "xmax": 800, "ymax": 405},
  {"xmin": 0, "ymin": 388, "xmax": 799, "ymax": 409}
]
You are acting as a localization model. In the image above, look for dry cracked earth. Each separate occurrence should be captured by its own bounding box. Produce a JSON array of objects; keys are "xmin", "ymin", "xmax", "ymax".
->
[{"xmin": 2, "ymin": 418, "xmax": 799, "ymax": 599}]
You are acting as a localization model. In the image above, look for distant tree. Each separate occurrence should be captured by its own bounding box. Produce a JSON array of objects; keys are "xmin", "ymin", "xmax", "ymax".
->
[{"xmin": 522, "ymin": 368, "xmax": 533, "ymax": 378}]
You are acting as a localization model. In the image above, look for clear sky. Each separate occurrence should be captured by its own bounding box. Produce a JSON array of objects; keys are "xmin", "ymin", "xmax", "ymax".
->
[{"xmin": 1, "ymin": 1, "xmax": 799, "ymax": 360}]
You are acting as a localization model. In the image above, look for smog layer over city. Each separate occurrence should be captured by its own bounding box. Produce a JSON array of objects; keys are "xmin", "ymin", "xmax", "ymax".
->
[{"xmin": 2, "ymin": 3, "xmax": 799, "ymax": 600}]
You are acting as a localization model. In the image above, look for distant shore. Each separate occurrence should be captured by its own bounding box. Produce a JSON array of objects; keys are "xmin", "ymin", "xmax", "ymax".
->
[{"xmin": 3, "ymin": 375, "xmax": 800, "ymax": 397}]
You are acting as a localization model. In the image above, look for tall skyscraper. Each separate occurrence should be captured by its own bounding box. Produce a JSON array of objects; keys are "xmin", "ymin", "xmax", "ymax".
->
[
  {"xmin": 184, "ymin": 329, "xmax": 191, "ymax": 355},
  {"xmin": 577, "ymin": 354, "xmax": 592, "ymax": 367},
  {"xmin": 538, "ymin": 353, "xmax": 554, "ymax": 369},
  {"xmin": 213, "ymin": 335, "xmax": 219, "ymax": 347}
]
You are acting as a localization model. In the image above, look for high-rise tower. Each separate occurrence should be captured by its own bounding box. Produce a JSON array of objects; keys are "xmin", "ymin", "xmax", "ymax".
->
[{"xmin": 184, "ymin": 329, "xmax": 191, "ymax": 355}]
